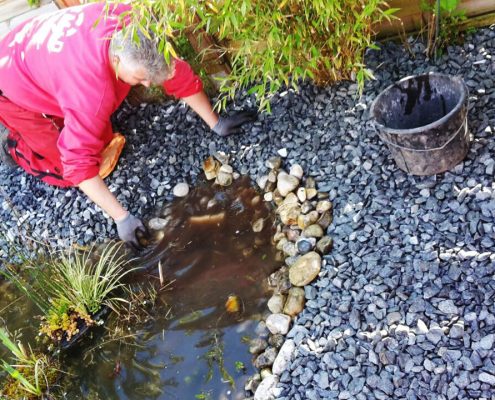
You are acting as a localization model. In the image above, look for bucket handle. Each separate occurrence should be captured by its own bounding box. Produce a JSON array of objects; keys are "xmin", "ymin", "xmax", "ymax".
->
[{"xmin": 378, "ymin": 117, "xmax": 468, "ymax": 153}]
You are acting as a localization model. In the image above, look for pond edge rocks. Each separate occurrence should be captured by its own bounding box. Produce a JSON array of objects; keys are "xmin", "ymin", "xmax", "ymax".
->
[{"xmin": 248, "ymin": 157, "xmax": 334, "ymax": 399}]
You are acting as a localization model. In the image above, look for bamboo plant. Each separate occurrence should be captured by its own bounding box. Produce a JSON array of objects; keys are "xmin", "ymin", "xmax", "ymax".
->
[{"xmin": 106, "ymin": 0, "xmax": 397, "ymax": 112}]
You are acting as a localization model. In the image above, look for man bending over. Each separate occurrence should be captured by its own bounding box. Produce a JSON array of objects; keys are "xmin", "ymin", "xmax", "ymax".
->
[{"xmin": 0, "ymin": 2, "xmax": 255, "ymax": 245}]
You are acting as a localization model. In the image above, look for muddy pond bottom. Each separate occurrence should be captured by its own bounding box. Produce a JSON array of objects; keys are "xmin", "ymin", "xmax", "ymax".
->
[{"xmin": 63, "ymin": 177, "xmax": 278, "ymax": 399}]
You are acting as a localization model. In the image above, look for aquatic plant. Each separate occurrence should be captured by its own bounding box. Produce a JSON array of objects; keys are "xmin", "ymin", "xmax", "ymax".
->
[
  {"xmin": 201, "ymin": 331, "xmax": 235, "ymax": 389},
  {"xmin": 2, "ymin": 241, "xmax": 136, "ymax": 344},
  {"xmin": 0, "ymin": 328, "xmax": 59, "ymax": 398},
  {"xmin": 40, "ymin": 241, "xmax": 133, "ymax": 314}
]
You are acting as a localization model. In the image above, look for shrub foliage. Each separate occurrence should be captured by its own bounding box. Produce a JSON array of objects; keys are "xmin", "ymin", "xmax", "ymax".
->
[{"xmin": 109, "ymin": 0, "xmax": 396, "ymax": 111}]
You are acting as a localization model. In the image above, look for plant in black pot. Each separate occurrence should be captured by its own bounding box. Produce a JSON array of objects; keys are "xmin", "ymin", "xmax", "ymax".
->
[{"xmin": 2, "ymin": 241, "xmax": 136, "ymax": 350}]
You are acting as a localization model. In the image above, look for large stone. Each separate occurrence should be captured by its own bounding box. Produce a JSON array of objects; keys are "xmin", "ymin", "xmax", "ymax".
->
[
  {"xmin": 249, "ymin": 338, "xmax": 269, "ymax": 355},
  {"xmin": 296, "ymin": 187, "xmax": 307, "ymax": 202},
  {"xmin": 257, "ymin": 175, "xmax": 269, "ymax": 190},
  {"xmin": 216, "ymin": 170, "xmax": 233, "ymax": 186},
  {"xmin": 276, "ymin": 237, "xmax": 288, "ymax": 251},
  {"xmin": 297, "ymin": 211, "xmax": 319, "ymax": 229},
  {"xmin": 202, "ymin": 156, "xmax": 220, "ymax": 174},
  {"xmin": 245, "ymin": 374, "xmax": 261, "ymax": 393},
  {"xmin": 300, "ymin": 200, "xmax": 313, "ymax": 214},
  {"xmin": 289, "ymin": 164, "xmax": 304, "ymax": 179},
  {"xmin": 254, "ymin": 375, "xmax": 279, "ymax": 400},
  {"xmin": 266, "ymin": 313, "xmax": 291, "ymax": 335},
  {"xmin": 316, "ymin": 200, "xmax": 332, "ymax": 213},
  {"xmin": 282, "ymin": 192, "xmax": 299, "ymax": 205},
  {"xmin": 268, "ymin": 267, "xmax": 291, "ymax": 294},
  {"xmin": 317, "ymin": 211, "xmax": 333, "ymax": 229},
  {"xmin": 272, "ymin": 339, "xmax": 296, "ymax": 375},
  {"xmin": 254, "ymin": 347, "xmax": 278, "ymax": 369},
  {"xmin": 283, "ymin": 287, "xmax": 305, "ymax": 316},
  {"xmin": 302, "ymin": 224, "xmax": 324, "ymax": 238},
  {"xmin": 296, "ymin": 237, "xmax": 316, "ymax": 254},
  {"xmin": 306, "ymin": 188, "xmax": 318, "ymax": 200},
  {"xmin": 282, "ymin": 241, "xmax": 298, "ymax": 257},
  {"xmin": 277, "ymin": 172, "xmax": 300, "ymax": 197},
  {"xmin": 267, "ymin": 293, "xmax": 286, "ymax": 314},
  {"xmin": 218, "ymin": 164, "xmax": 233, "ymax": 174},
  {"xmin": 266, "ymin": 156, "xmax": 282, "ymax": 170},
  {"xmin": 252, "ymin": 218, "xmax": 265, "ymax": 233},
  {"xmin": 278, "ymin": 204, "xmax": 301, "ymax": 226},
  {"xmin": 277, "ymin": 148, "xmax": 288, "ymax": 158},
  {"xmin": 268, "ymin": 334, "xmax": 285, "ymax": 349},
  {"xmin": 286, "ymin": 228, "xmax": 301, "ymax": 242},
  {"xmin": 289, "ymin": 252, "xmax": 321, "ymax": 286},
  {"xmin": 316, "ymin": 236, "xmax": 333, "ymax": 254}
]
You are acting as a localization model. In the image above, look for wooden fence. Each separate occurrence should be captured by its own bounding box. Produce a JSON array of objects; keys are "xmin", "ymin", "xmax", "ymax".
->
[
  {"xmin": 51, "ymin": 0, "xmax": 495, "ymax": 84},
  {"xmin": 377, "ymin": 0, "xmax": 495, "ymax": 38}
]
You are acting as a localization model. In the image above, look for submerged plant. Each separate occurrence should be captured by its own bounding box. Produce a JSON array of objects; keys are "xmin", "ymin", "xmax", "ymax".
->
[
  {"xmin": 0, "ymin": 328, "xmax": 59, "ymax": 399},
  {"xmin": 2, "ymin": 241, "xmax": 136, "ymax": 343}
]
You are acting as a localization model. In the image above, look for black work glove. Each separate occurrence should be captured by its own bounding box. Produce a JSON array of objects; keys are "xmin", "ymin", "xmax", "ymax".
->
[
  {"xmin": 115, "ymin": 212, "xmax": 146, "ymax": 249},
  {"xmin": 212, "ymin": 110, "xmax": 258, "ymax": 137}
]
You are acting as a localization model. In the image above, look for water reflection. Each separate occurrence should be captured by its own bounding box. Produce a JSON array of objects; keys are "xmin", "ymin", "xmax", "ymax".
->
[
  {"xmin": 138, "ymin": 176, "xmax": 278, "ymax": 331},
  {"xmin": 62, "ymin": 177, "xmax": 278, "ymax": 399}
]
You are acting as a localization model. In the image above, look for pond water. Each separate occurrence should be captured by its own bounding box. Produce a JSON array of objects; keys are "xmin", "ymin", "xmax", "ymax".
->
[{"xmin": 0, "ymin": 177, "xmax": 279, "ymax": 399}]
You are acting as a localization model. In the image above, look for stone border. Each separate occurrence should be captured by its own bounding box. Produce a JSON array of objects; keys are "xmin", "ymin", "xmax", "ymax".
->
[{"xmin": 243, "ymin": 156, "xmax": 334, "ymax": 399}]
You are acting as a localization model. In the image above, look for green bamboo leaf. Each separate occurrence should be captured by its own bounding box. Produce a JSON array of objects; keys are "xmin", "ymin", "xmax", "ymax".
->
[{"xmin": 440, "ymin": 0, "xmax": 460, "ymax": 13}]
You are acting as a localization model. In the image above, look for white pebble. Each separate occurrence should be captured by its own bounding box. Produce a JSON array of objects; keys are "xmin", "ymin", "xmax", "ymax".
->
[
  {"xmin": 277, "ymin": 148, "xmax": 288, "ymax": 158},
  {"xmin": 173, "ymin": 182, "xmax": 189, "ymax": 197}
]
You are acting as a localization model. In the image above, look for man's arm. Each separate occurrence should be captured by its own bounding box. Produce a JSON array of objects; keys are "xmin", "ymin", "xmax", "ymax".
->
[
  {"xmin": 78, "ymin": 175, "xmax": 144, "ymax": 246},
  {"xmin": 182, "ymin": 91, "xmax": 219, "ymax": 129},
  {"xmin": 78, "ymin": 175, "xmax": 127, "ymax": 220},
  {"xmin": 163, "ymin": 60, "xmax": 256, "ymax": 136}
]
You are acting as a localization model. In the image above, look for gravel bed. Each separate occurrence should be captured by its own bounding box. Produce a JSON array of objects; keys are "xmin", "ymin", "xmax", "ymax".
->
[{"xmin": 1, "ymin": 27, "xmax": 495, "ymax": 399}]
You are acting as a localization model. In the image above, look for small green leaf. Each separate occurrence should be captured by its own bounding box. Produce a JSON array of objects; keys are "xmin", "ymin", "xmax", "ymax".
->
[
  {"xmin": 440, "ymin": 0, "xmax": 460, "ymax": 13},
  {"xmin": 384, "ymin": 7, "xmax": 401, "ymax": 16}
]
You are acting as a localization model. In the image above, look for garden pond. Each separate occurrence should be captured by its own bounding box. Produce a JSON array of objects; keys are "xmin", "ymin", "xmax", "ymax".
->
[{"xmin": 0, "ymin": 176, "xmax": 279, "ymax": 399}]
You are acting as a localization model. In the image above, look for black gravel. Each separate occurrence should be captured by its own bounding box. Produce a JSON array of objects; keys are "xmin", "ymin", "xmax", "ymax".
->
[{"xmin": 1, "ymin": 26, "xmax": 495, "ymax": 400}]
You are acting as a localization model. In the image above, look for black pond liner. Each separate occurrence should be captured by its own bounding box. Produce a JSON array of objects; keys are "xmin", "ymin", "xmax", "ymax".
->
[
  {"xmin": 370, "ymin": 72, "xmax": 470, "ymax": 175},
  {"xmin": 59, "ymin": 305, "xmax": 111, "ymax": 351}
]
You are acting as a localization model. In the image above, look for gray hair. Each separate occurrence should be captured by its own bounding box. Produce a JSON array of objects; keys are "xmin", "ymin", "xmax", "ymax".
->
[{"xmin": 110, "ymin": 29, "xmax": 171, "ymax": 84}]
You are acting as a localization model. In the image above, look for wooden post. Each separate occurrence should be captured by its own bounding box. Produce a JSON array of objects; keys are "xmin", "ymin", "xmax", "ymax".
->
[
  {"xmin": 376, "ymin": 0, "xmax": 495, "ymax": 38},
  {"xmin": 184, "ymin": 15, "xmax": 231, "ymax": 90}
]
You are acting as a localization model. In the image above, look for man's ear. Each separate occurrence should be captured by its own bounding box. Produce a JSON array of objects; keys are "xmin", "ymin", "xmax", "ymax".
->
[{"xmin": 112, "ymin": 55, "xmax": 120, "ymax": 77}]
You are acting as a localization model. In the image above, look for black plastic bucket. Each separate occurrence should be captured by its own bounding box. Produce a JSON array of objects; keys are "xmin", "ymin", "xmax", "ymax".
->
[{"xmin": 370, "ymin": 73, "xmax": 470, "ymax": 175}]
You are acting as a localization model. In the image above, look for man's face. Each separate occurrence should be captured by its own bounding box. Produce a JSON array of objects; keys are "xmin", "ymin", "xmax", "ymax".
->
[{"xmin": 113, "ymin": 56, "xmax": 151, "ymax": 87}]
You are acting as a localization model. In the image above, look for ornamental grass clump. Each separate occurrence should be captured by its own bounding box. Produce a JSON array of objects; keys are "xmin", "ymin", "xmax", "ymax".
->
[
  {"xmin": 109, "ymin": 0, "xmax": 397, "ymax": 111},
  {"xmin": 0, "ymin": 328, "xmax": 59, "ymax": 399},
  {"xmin": 2, "ymin": 242, "xmax": 135, "ymax": 344}
]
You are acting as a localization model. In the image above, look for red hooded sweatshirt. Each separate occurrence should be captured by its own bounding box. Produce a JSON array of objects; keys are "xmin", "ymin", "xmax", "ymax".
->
[{"xmin": 0, "ymin": 2, "xmax": 202, "ymax": 186}]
